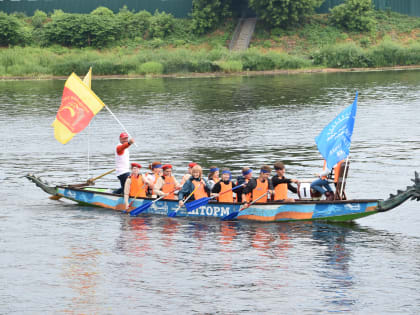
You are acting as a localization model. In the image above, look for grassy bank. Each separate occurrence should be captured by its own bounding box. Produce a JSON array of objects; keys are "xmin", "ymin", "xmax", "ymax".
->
[{"xmin": 1, "ymin": 10, "xmax": 420, "ymax": 78}]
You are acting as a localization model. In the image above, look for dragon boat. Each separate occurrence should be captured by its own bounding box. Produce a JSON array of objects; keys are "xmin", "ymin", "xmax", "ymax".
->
[{"xmin": 25, "ymin": 172, "xmax": 420, "ymax": 222}]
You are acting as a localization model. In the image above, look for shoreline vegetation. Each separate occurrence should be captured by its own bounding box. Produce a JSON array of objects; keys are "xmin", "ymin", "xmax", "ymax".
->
[
  {"xmin": 1, "ymin": 5, "xmax": 420, "ymax": 79},
  {"xmin": 2, "ymin": 65, "xmax": 420, "ymax": 81}
]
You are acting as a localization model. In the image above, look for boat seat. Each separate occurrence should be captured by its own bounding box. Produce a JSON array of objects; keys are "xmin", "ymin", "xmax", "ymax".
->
[{"xmin": 334, "ymin": 160, "xmax": 350, "ymax": 200}]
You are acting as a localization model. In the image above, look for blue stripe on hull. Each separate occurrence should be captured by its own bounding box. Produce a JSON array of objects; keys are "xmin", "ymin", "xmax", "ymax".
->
[{"xmin": 57, "ymin": 188, "xmax": 378, "ymax": 221}]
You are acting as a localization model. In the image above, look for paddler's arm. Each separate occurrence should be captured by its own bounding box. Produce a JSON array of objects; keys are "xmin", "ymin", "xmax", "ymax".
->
[
  {"xmin": 153, "ymin": 177, "xmax": 165, "ymax": 197},
  {"xmin": 124, "ymin": 177, "xmax": 132, "ymax": 209}
]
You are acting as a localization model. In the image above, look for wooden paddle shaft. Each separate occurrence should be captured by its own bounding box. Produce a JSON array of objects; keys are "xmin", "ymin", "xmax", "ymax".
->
[{"xmin": 88, "ymin": 169, "xmax": 116, "ymax": 182}]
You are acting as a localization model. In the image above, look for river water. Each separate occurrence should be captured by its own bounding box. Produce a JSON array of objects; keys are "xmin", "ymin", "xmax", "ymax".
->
[{"xmin": 1, "ymin": 70, "xmax": 420, "ymax": 314}]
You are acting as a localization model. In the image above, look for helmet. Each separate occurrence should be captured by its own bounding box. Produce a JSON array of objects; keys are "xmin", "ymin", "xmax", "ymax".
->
[{"xmin": 119, "ymin": 132, "xmax": 129, "ymax": 139}]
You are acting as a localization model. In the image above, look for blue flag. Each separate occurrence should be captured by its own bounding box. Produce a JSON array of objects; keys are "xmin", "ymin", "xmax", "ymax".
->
[{"xmin": 315, "ymin": 92, "xmax": 358, "ymax": 169}]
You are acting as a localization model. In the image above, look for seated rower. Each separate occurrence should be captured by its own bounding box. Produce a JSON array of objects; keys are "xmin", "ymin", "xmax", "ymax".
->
[
  {"xmin": 178, "ymin": 165, "xmax": 211, "ymax": 208},
  {"xmin": 145, "ymin": 161, "xmax": 163, "ymax": 197},
  {"xmin": 310, "ymin": 160, "xmax": 334, "ymax": 201},
  {"xmin": 124, "ymin": 163, "xmax": 147, "ymax": 210},
  {"xmin": 241, "ymin": 165, "xmax": 274, "ymax": 207},
  {"xmin": 235, "ymin": 167, "xmax": 253, "ymax": 203},
  {"xmin": 211, "ymin": 168, "xmax": 234, "ymax": 203},
  {"xmin": 180, "ymin": 162, "xmax": 197, "ymax": 186},
  {"xmin": 154, "ymin": 164, "xmax": 182, "ymax": 200},
  {"xmin": 208, "ymin": 166, "xmax": 220, "ymax": 190},
  {"xmin": 272, "ymin": 161, "xmax": 299, "ymax": 202}
]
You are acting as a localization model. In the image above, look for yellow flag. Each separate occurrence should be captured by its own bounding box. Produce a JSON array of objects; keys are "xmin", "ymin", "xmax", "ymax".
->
[
  {"xmin": 52, "ymin": 71, "xmax": 104, "ymax": 144},
  {"xmin": 83, "ymin": 67, "xmax": 92, "ymax": 88}
]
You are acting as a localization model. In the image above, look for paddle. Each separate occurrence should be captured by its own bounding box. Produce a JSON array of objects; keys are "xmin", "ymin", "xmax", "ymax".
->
[
  {"xmin": 86, "ymin": 168, "xmax": 116, "ymax": 185},
  {"xmin": 130, "ymin": 187, "xmax": 178, "ymax": 216},
  {"xmin": 222, "ymin": 191, "xmax": 269, "ymax": 221},
  {"xmin": 185, "ymin": 183, "xmax": 244, "ymax": 212},
  {"xmin": 168, "ymin": 182, "xmax": 201, "ymax": 217}
]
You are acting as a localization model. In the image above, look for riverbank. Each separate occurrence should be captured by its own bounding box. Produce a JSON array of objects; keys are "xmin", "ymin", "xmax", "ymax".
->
[
  {"xmin": 1, "ymin": 11, "xmax": 419, "ymax": 79},
  {"xmin": 1, "ymin": 64, "xmax": 420, "ymax": 81}
]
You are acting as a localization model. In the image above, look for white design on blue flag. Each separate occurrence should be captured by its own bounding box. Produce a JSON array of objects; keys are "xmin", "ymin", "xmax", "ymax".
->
[{"xmin": 315, "ymin": 92, "xmax": 358, "ymax": 169}]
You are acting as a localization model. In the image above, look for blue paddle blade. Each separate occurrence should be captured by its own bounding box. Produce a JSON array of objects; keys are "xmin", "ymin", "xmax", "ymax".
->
[
  {"xmin": 130, "ymin": 201, "xmax": 152, "ymax": 216},
  {"xmin": 185, "ymin": 197, "xmax": 212, "ymax": 212},
  {"xmin": 221, "ymin": 211, "xmax": 239, "ymax": 221},
  {"xmin": 167, "ymin": 210, "xmax": 177, "ymax": 217}
]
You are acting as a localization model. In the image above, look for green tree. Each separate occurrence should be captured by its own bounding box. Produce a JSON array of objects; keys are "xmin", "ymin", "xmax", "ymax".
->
[
  {"xmin": 191, "ymin": 0, "xmax": 232, "ymax": 35},
  {"xmin": 116, "ymin": 8, "xmax": 151, "ymax": 39},
  {"xmin": 0, "ymin": 12, "xmax": 29, "ymax": 46},
  {"xmin": 42, "ymin": 13, "xmax": 119, "ymax": 47},
  {"xmin": 149, "ymin": 10, "xmax": 175, "ymax": 39},
  {"xmin": 329, "ymin": 0, "xmax": 376, "ymax": 32},
  {"xmin": 248, "ymin": 0, "xmax": 323, "ymax": 28}
]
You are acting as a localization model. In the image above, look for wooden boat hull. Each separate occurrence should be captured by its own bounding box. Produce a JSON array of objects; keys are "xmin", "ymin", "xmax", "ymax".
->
[{"xmin": 56, "ymin": 186, "xmax": 380, "ymax": 222}]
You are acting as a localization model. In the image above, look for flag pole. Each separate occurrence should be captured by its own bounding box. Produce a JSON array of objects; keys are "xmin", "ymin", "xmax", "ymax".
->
[
  {"xmin": 339, "ymin": 156, "xmax": 350, "ymax": 199},
  {"xmin": 103, "ymin": 104, "xmax": 138, "ymax": 147}
]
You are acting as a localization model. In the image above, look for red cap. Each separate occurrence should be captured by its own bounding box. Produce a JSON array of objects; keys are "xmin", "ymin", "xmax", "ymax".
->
[
  {"xmin": 131, "ymin": 163, "xmax": 141, "ymax": 169},
  {"xmin": 188, "ymin": 162, "xmax": 197, "ymax": 168},
  {"xmin": 120, "ymin": 132, "xmax": 129, "ymax": 139},
  {"xmin": 163, "ymin": 164, "xmax": 172, "ymax": 170}
]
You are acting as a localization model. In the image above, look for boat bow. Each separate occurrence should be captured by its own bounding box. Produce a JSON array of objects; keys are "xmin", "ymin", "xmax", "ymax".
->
[
  {"xmin": 377, "ymin": 171, "xmax": 420, "ymax": 212},
  {"xmin": 25, "ymin": 173, "xmax": 58, "ymax": 196}
]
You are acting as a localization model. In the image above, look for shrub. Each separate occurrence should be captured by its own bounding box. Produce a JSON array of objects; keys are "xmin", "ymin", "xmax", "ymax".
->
[
  {"xmin": 191, "ymin": 0, "xmax": 232, "ymax": 35},
  {"xmin": 42, "ymin": 13, "xmax": 119, "ymax": 47},
  {"xmin": 248, "ymin": 0, "xmax": 324, "ymax": 28},
  {"xmin": 91, "ymin": 6, "xmax": 114, "ymax": 17},
  {"xmin": 149, "ymin": 11, "xmax": 175, "ymax": 39},
  {"xmin": 116, "ymin": 9, "xmax": 151, "ymax": 39},
  {"xmin": 312, "ymin": 43, "xmax": 371, "ymax": 68},
  {"xmin": 216, "ymin": 60, "xmax": 243, "ymax": 72},
  {"xmin": 137, "ymin": 61, "xmax": 164, "ymax": 74},
  {"xmin": 31, "ymin": 10, "xmax": 48, "ymax": 29},
  {"xmin": 329, "ymin": 0, "xmax": 377, "ymax": 32},
  {"xmin": 0, "ymin": 12, "xmax": 29, "ymax": 46}
]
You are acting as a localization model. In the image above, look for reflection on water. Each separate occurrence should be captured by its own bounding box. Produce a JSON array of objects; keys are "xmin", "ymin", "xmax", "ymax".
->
[{"xmin": 1, "ymin": 70, "xmax": 420, "ymax": 313}]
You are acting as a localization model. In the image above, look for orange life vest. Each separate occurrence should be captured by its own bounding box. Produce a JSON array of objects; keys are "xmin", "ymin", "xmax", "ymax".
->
[
  {"xmin": 322, "ymin": 161, "xmax": 328, "ymax": 180},
  {"xmin": 129, "ymin": 175, "xmax": 147, "ymax": 198},
  {"xmin": 192, "ymin": 180, "xmax": 208, "ymax": 200},
  {"xmin": 252, "ymin": 178, "xmax": 268, "ymax": 203},
  {"xmin": 162, "ymin": 176, "xmax": 176, "ymax": 200},
  {"xmin": 334, "ymin": 160, "xmax": 343, "ymax": 183},
  {"xmin": 274, "ymin": 182, "xmax": 288, "ymax": 201},
  {"xmin": 218, "ymin": 181, "xmax": 233, "ymax": 203}
]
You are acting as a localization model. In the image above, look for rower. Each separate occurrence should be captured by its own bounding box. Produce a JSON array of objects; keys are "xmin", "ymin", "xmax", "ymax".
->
[
  {"xmin": 154, "ymin": 164, "xmax": 182, "ymax": 200},
  {"xmin": 124, "ymin": 163, "xmax": 147, "ymax": 209},
  {"xmin": 180, "ymin": 162, "xmax": 197, "ymax": 185},
  {"xmin": 178, "ymin": 165, "xmax": 211, "ymax": 208},
  {"xmin": 211, "ymin": 168, "xmax": 234, "ymax": 203},
  {"xmin": 208, "ymin": 166, "xmax": 220, "ymax": 190},
  {"xmin": 241, "ymin": 165, "xmax": 274, "ymax": 207},
  {"xmin": 272, "ymin": 161, "xmax": 299, "ymax": 202},
  {"xmin": 145, "ymin": 161, "xmax": 163, "ymax": 197},
  {"xmin": 235, "ymin": 167, "xmax": 253, "ymax": 203}
]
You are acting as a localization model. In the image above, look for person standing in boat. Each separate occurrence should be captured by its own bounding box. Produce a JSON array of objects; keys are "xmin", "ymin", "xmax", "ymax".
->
[
  {"xmin": 211, "ymin": 168, "xmax": 235, "ymax": 203},
  {"xmin": 208, "ymin": 166, "xmax": 220, "ymax": 190},
  {"xmin": 154, "ymin": 164, "xmax": 182, "ymax": 200},
  {"xmin": 235, "ymin": 167, "xmax": 253, "ymax": 203},
  {"xmin": 310, "ymin": 160, "xmax": 334, "ymax": 200},
  {"xmin": 145, "ymin": 161, "xmax": 163, "ymax": 197},
  {"xmin": 115, "ymin": 132, "xmax": 135, "ymax": 194},
  {"xmin": 178, "ymin": 165, "xmax": 211, "ymax": 208},
  {"xmin": 272, "ymin": 161, "xmax": 299, "ymax": 202},
  {"xmin": 180, "ymin": 162, "xmax": 197, "ymax": 185},
  {"xmin": 124, "ymin": 163, "xmax": 147, "ymax": 209},
  {"xmin": 241, "ymin": 165, "xmax": 274, "ymax": 206}
]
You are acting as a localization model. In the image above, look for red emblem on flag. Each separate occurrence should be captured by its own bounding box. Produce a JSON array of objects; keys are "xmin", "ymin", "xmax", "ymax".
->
[{"xmin": 57, "ymin": 87, "xmax": 94, "ymax": 133}]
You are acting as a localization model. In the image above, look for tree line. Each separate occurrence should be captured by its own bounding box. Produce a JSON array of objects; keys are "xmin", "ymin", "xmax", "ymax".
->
[{"xmin": 1, "ymin": 0, "xmax": 376, "ymax": 48}]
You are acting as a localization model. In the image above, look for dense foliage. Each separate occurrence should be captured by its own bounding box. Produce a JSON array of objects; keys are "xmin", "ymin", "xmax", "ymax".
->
[
  {"xmin": 191, "ymin": 0, "xmax": 232, "ymax": 34},
  {"xmin": 0, "ymin": 12, "xmax": 29, "ymax": 46},
  {"xmin": 248, "ymin": 0, "xmax": 323, "ymax": 28},
  {"xmin": 329, "ymin": 0, "xmax": 376, "ymax": 32}
]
